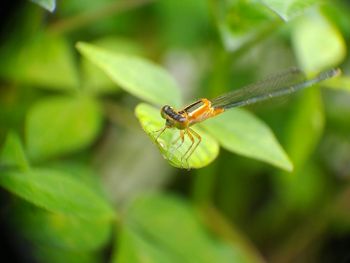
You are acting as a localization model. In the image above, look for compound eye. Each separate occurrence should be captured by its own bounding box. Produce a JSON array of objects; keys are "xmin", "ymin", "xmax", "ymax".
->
[{"xmin": 160, "ymin": 105, "xmax": 171, "ymax": 119}]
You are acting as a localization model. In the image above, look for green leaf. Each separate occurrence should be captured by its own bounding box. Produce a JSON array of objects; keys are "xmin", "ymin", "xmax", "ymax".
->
[
  {"xmin": 135, "ymin": 103, "xmax": 219, "ymax": 169},
  {"xmin": 114, "ymin": 227, "xmax": 178, "ymax": 263},
  {"xmin": 0, "ymin": 33, "xmax": 78, "ymax": 90},
  {"xmin": 261, "ymin": 0, "xmax": 319, "ymax": 21},
  {"xmin": 214, "ymin": 0, "xmax": 279, "ymax": 52},
  {"xmin": 120, "ymin": 194, "xmax": 253, "ymax": 263},
  {"xmin": 201, "ymin": 109, "xmax": 293, "ymax": 171},
  {"xmin": 10, "ymin": 164, "xmax": 112, "ymax": 251},
  {"xmin": 47, "ymin": 161, "xmax": 107, "ymax": 198},
  {"xmin": 292, "ymin": 10, "xmax": 346, "ymax": 72},
  {"xmin": 0, "ymin": 168, "xmax": 115, "ymax": 220},
  {"xmin": 26, "ymin": 96, "xmax": 102, "ymax": 160},
  {"xmin": 81, "ymin": 37, "xmax": 143, "ymax": 95},
  {"xmin": 76, "ymin": 42, "xmax": 182, "ymax": 107},
  {"xmin": 30, "ymin": 0, "xmax": 56, "ymax": 12},
  {"xmin": 10, "ymin": 163, "xmax": 112, "ymax": 251},
  {"xmin": 0, "ymin": 132, "xmax": 29, "ymax": 170},
  {"xmin": 14, "ymin": 205, "xmax": 111, "ymax": 251}
]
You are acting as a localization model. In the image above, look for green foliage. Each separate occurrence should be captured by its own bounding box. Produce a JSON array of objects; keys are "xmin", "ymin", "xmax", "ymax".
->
[
  {"xmin": 261, "ymin": 0, "xmax": 319, "ymax": 20},
  {"xmin": 76, "ymin": 42, "xmax": 182, "ymax": 107},
  {"xmin": 0, "ymin": 33, "xmax": 78, "ymax": 90},
  {"xmin": 0, "ymin": 132, "xmax": 29, "ymax": 170},
  {"xmin": 26, "ymin": 96, "xmax": 102, "ymax": 161},
  {"xmin": 81, "ymin": 37, "xmax": 143, "ymax": 95},
  {"xmin": 0, "ymin": 0, "xmax": 350, "ymax": 262},
  {"xmin": 30, "ymin": 0, "xmax": 56, "ymax": 12},
  {"xmin": 114, "ymin": 194, "xmax": 258, "ymax": 263},
  {"xmin": 292, "ymin": 9, "xmax": 346, "ymax": 72},
  {"xmin": 0, "ymin": 169, "xmax": 115, "ymax": 220},
  {"xmin": 77, "ymin": 40, "xmax": 294, "ymax": 170},
  {"xmin": 34, "ymin": 246, "xmax": 100, "ymax": 263},
  {"xmin": 116, "ymin": 226, "xmax": 176, "ymax": 263},
  {"xmin": 201, "ymin": 109, "xmax": 293, "ymax": 171},
  {"xmin": 214, "ymin": 0, "xmax": 279, "ymax": 52},
  {"xmin": 284, "ymin": 88, "xmax": 324, "ymax": 169},
  {"xmin": 155, "ymin": 0, "xmax": 212, "ymax": 47},
  {"xmin": 13, "ymin": 203, "xmax": 111, "ymax": 251}
]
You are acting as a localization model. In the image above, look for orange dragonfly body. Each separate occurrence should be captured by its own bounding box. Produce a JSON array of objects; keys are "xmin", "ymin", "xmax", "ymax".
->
[{"xmin": 155, "ymin": 68, "xmax": 340, "ymax": 168}]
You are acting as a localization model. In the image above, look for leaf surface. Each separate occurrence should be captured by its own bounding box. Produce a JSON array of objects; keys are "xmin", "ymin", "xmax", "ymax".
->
[
  {"xmin": 261, "ymin": 0, "xmax": 318, "ymax": 20},
  {"xmin": 135, "ymin": 103, "xmax": 219, "ymax": 169},
  {"xmin": 201, "ymin": 109, "xmax": 293, "ymax": 171},
  {"xmin": 26, "ymin": 96, "xmax": 102, "ymax": 160},
  {"xmin": 113, "ymin": 194, "xmax": 256, "ymax": 263},
  {"xmin": 77, "ymin": 42, "xmax": 182, "ymax": 107},
  {"xmin": 31, "ymin": 0, "xmax": 56, "ymax": 12},
  {"xmin": 292, "ymin": 10, "xmax": 345, "ymax": 72},
  {"xmin": 0, "ymin": 169, "xmax": 115, "ymax": 220}
]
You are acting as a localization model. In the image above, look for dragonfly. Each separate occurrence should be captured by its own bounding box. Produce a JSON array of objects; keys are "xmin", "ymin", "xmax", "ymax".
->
[{"xmin": 155, "ymin": 67, "xmax": 340, "ymax": 168}]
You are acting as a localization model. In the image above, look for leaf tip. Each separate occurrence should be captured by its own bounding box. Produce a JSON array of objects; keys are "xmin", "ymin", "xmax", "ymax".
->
[
  {"xmin": 31, "ymin": 0, "xmax": 56, "ymax": 12},
  {"xmin": 285, "ymin": 162, "xmax": 294, "ymax": 172},
  {"xmin": 75, "ymin": 41, "xmax": 85, "ymax": 51},
  {"xmin": 280, "ymin": 155, "xmax": 294, "ymax": 172},
  {"xmin": 48, "ymin": 3, "xmax": 56, "ymax": 12}
]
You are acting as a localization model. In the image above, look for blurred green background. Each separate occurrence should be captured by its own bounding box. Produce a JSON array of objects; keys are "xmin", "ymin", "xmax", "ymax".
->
[{"xmin": 0, "ymin": 0, "xmax": 350, "ymax": 262}]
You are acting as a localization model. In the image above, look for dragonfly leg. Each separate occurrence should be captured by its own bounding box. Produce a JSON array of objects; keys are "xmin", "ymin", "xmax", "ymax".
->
[
  {"xmin": 153, "ymin": 126, "xmax": 167, "ymax": 142},
  {"xmin": 172, "ymin": 130, "xmax": 184, "ymax": 144},
  {"xmin": 181, "ymin": 129, "xmax": 195, "ymax": 169},
  {"xmin": 169, "ymin": 130, "xmax": 185, "ymax": 158},
  {"xmin": 185, "ymin": 128, "xmax": 201, "ymax": 166}
]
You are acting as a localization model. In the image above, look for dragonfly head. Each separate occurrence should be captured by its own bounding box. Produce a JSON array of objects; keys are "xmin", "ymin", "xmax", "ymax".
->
[{"xmin": 160, "ymin": 105, "xmax": 187, "ymax": 129}]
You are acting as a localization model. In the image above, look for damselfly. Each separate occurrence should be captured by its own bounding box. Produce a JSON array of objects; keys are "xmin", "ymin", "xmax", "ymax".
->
[{"xmin": 155, "ymin": 68, "xmax": 340, "ymax": 168}]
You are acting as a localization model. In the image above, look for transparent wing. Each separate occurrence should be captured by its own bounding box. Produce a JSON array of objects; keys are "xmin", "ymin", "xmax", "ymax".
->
[{"xmin": 211, "ymin": 68, "xmax": 340, "ymax": 110}]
